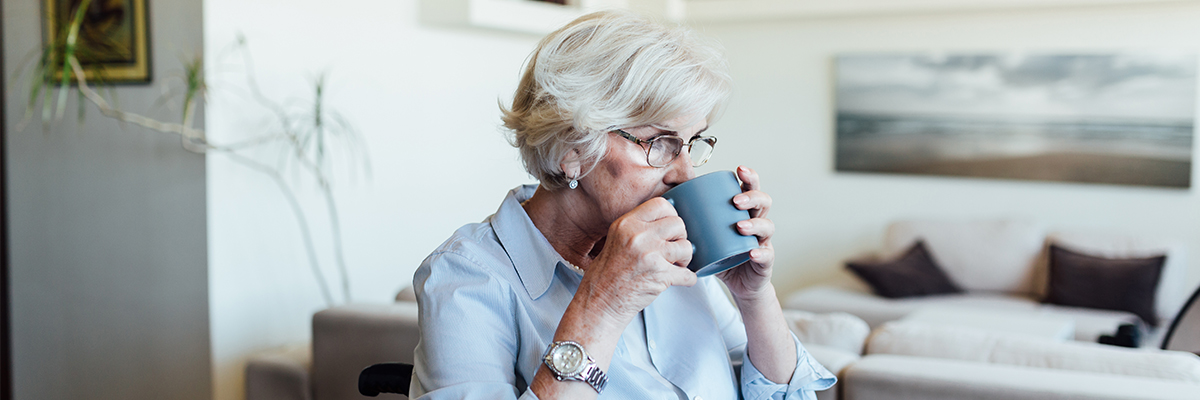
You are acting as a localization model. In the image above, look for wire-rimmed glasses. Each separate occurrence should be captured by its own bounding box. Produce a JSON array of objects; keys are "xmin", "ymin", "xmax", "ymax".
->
[{"xmin": 611, "ymin": 129, "xmax": 717, "ymax": 168}]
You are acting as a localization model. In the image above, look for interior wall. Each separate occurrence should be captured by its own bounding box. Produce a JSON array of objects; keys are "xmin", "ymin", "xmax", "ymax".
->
[
  {"xmin": 694, "ymin": 1, "xmax": 1200, "ymax": 302},
  {"xmin": 2, "ymin": 0, "xmax": 211, "ymax": 399}
]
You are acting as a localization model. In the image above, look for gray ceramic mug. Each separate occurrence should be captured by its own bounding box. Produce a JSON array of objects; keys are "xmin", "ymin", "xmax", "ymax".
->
[{"xmin": 661, "ymin": 170, "xmax": 760, "ymax": 277}]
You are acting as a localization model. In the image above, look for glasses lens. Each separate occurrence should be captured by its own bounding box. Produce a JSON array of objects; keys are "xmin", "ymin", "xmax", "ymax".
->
[
  {"xmin": 647, "ymin": 136, "xmax": 684, "ymax": 167},
  {"xmin": 689, "ymin": 137, "xmax": 715, "ymax": 167}
]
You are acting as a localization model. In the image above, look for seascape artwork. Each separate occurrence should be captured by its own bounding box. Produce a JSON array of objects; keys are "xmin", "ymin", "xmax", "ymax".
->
[{"xmin": 835, "ymin": 53, "xmax": 1196, "ymax": 188}]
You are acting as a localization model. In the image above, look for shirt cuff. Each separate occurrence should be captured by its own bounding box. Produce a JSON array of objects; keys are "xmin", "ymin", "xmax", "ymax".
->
[{"xmin": 740, "ymin": 333, "xmax": 837, "ymax": 400}]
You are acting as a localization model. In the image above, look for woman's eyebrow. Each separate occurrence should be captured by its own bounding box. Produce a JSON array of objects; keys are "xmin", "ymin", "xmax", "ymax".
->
[
  {"xmin": 650, "ymin": 125, "xmax": 707, "ymax": 137},
  {"xmin": 648, "ymin": 128, "xmax": 679, "ymax": 138}
]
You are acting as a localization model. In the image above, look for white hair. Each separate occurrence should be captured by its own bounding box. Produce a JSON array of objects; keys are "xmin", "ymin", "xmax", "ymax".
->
[{"xmin": 501, "ymin": 10, "xmax": 733, "ymax": 190}]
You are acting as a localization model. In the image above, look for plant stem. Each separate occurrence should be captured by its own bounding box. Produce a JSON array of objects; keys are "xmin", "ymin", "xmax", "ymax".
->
[
  {"xmin": 57, "ymin": 0, "xmax": 93, "ymax": 120},
  {"xmin": 223, "ymin": 152, "xmax": 336, "ymax": 308},
  {"xmin": 68, "ymin": 57, "xmax": 342, "ymax": 307}
]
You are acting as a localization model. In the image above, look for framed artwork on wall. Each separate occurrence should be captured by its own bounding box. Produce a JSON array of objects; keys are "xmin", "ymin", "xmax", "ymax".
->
[
  {"xmin": 834, "ymin": 52, "xmax": 1196, "ymax": 189},
  {"xmin": 43, "ymin": 0, "xmax": 150, "ymax": 83}
]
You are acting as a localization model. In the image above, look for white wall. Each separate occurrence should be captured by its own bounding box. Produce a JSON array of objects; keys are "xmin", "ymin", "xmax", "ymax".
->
[
  {"xmin": 204, "ymin": 1, "xmax": 539, "ymax": 399},
  {"xmin": 4, "ymin": 0, "xmax": 211, "ymax": 399},
  {"xmin": 206, "ymin": 1, "xmax": 1200, "ymax": 399},
  {"xmin": 694, "ymin": 1, "xmax": 1200, "ymax": 299}
]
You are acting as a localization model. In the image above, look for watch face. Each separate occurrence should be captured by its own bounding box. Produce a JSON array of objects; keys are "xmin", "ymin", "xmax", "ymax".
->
[{"xmin": 550, "ymin": 342, "xmax": 585, "ymax": 375}]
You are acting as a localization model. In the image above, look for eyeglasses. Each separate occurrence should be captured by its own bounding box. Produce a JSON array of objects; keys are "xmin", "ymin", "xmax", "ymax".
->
[{"xmin": 611, "ymin": 129, "xmax": 718, "ymax": 168}]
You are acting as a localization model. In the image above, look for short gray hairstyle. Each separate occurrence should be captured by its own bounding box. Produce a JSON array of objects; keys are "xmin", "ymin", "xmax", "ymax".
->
[{"xmin": 501, "ymin": 10, "xmax": 733, "ymax": 190}]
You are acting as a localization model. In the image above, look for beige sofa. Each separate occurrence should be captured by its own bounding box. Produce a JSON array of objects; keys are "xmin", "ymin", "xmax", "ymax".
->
[
  {"xmin": 786, "ymin": 219, "xmax": 1189, "ymax": 346},
  {"xmin": 789, "ymin": 311, "xmax": 1200, "ymax": 400},
  {"xmin": 245, "ymin": 291, "xmax": 1200, "ymax": 400}
]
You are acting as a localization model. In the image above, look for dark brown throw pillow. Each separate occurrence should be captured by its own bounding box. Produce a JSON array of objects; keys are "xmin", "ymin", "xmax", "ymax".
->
[
  {"xmin": 846, "ymin": 241, "xmax": 963, "ymax": 299},
  {"xmin": 1045, "ymin": 244, "xmax": 1166, "ymax": 327}
]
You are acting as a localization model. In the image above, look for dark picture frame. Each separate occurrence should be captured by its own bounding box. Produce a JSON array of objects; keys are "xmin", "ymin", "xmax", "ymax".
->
[{"xmin": 43, "ymin": 0, "xmax": 150, "ymax": 83}]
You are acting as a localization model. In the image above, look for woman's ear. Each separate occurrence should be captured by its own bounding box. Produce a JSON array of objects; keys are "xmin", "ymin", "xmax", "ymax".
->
[{"xmin": 560, "ymin": 149, "xmax": 583, "ymax": 180}]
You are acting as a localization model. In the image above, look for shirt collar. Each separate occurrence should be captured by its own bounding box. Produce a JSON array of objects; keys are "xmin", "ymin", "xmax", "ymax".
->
[{"xmin": 491, "ymin": 184, "xmax": 567, "ymax": 299}]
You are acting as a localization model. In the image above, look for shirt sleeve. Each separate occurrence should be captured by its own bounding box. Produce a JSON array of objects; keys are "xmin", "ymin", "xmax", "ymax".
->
[
  {"xmin": 412, "ymin": 250, "xmax": 534, "ymax": 400},
  {"xmin": 740, "ymin": 335, "xmax": 837, "ymax": 400},
  {"xmin": 701, "ymin": 278, "xmax": 837, "ymax": 400}
]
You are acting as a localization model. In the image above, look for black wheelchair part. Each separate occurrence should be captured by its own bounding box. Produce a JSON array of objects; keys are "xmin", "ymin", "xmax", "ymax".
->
[{"xmin": 358, "ymin": 363, "xmax": 413, "ymax": 397}]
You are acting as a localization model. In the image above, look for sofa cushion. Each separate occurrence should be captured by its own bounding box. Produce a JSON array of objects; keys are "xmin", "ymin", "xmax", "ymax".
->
[
  {"xmin": 784, "ymin": 310, "xmax": 871, "ymax": 354},
  {"xmin": 1036, "ymin": 303, "xmax": 1141, "ymax": 343},
  {"xmin": 1046, "ymin": 244, "xmax": 1165, "ymax": 327},
  {"xmin": 866, "ymin": 321, "xmax": 1200, "ymax": 383},
  {"xmin": 843, "ymin": 354, "xmax": 1200, "ymax": 400},
  {"xmin": 1045, "ymin": 231, "xmax": 1185, "ymax": 326},
  {"xmin": 884, "ymin": 220, "xmax": 1045, "ymax": 295},
  {"xmin": 846, "ymin": 241, "xmax": 963, "ymax": 299}
]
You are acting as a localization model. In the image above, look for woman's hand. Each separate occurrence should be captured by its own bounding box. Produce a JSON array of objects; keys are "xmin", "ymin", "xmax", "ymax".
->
[
  {"xmin": 577, "ymin": 197, "xmax": 697, "ymax": 328},
  {"xmin": 533, "ymin": 198, "xmax": 695, "ymax": 399},
  {"xmin": 717, "ymin": 165, "xmax": 777, "ymax": 303}
]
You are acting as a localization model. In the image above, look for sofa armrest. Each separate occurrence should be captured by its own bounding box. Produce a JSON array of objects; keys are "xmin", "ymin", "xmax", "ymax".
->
[
  {"xmin": 246, "ymin": 346, "xmax": 312, "ymax": 400},
  {"xmin": 312, "ymin": 302, "xmax": 420, "ymax": 400},
  {"xmin": 806, "ymin": 343, "xmax": 860, "ymax": 376},
  {"xmin": 784, "ymin": 309, "xmax": 871, "ymax": 354}
]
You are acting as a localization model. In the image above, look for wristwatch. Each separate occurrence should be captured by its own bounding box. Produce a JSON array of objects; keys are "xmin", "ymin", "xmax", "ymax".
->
[{"xmin": 542, "ymin": 340, "xmax": 608, "ymax": 393}]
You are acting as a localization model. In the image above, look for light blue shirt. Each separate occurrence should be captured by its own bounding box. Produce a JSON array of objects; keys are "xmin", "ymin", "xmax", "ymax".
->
[{"xmin": 412, "ymin": 185, "xmax": 836, "ymax": 400}]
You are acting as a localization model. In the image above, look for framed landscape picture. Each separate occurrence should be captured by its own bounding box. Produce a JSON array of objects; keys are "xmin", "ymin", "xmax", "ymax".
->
[
  {"xmin": 44, "ymin": 0, "xmax": 150, "ymax": 83},
  {"xmin": 834, "ymin": 53, "xmax": 1196, "ymax": 188}
]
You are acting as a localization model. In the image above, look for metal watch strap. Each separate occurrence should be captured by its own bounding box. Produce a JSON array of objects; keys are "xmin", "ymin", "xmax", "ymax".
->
[
  {"xmin": 578, "ymin": 362, "xmax": 608, "ymax": 393},
  {"xmin": 543, "ymin": 341, "xmax": 608, "ymax": 394}
]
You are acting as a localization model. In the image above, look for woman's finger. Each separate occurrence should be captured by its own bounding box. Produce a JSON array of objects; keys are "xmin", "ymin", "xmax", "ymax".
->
[
  {"xmin": 664, "ymin": 261, "xmax": 698, "ymax": 287},
  {"xmin": 665, "ymin": 239, "xmax": 693, "ymax": 268},
  {"xmin": 651, "ymin": 215, "xmax": 688, "ymax": 242},
  {"xmin": 732, "ymin": 190, "xmax": 772, "ymax": 218},
  {"xmin": 736, "ymin": 217, "xmax": 775, "ymax": 241},
  {"xmin": 748, "ymin": 246, "xmax": 775, "ymax": 268},
  {"xmin": 630, "ymin": 197, "xmax": 679, "ymax": 223},
  {"xmin": 737, "ymin": 165, "xmax": 760, "ymax": 192}
]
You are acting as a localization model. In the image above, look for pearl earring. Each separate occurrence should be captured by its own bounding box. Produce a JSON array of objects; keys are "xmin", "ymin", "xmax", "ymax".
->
[{"xmin": 568, "ymin": 177, "xmax": 579, "ymax": 189}]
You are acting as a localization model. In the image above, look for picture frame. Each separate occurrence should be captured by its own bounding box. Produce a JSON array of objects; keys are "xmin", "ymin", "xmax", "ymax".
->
[
  {"xmin": 834, "ymin": 52, "xmax": 1195, "ymax": 189},
  {"xmin": 44, "ymin": 0, "xmax": 150, "ymax": 83}
]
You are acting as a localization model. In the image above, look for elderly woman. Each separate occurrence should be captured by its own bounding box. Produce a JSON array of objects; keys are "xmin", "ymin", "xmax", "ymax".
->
[{"xmin": 411, "ymin": 10, "xmax": 834, "ymax": 400}]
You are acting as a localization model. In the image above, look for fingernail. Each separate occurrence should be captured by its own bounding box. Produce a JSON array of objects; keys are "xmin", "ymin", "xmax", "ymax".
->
[
  {"xmin": 738, "ymin": 221, "xmax": 752, "ymax": 230},
  {"xmin": 734, "ymin": 195, "xmax": 747, "ymax": 204}
]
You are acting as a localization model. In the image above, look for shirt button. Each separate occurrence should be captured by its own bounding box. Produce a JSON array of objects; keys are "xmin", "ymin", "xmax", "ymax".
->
[
  {"xmin": 648, "ymin": 339, "xmax": 657, "ymax": 350},
  {"xmin": 694, "ymin": 396, "xmax": 703, "ymax": 400}
]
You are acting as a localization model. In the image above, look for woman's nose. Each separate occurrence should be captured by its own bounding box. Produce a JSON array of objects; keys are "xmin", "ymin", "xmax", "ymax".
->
[{"xmin": 666, "ymin": 152, "xmax": 696, "ymax": 184}]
